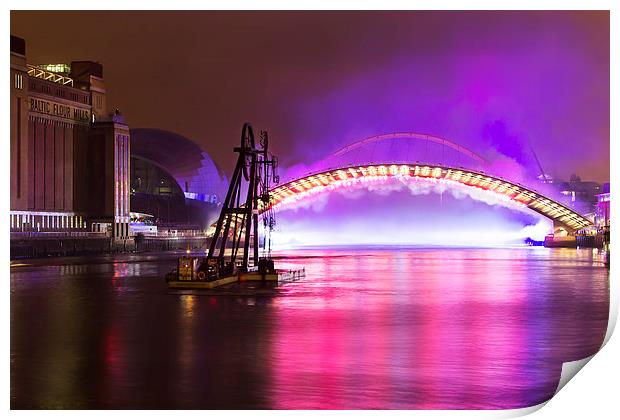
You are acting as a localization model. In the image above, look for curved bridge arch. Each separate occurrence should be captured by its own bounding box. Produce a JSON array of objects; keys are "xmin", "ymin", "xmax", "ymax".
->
[
  {"xmin": 330, "ymin": 132, "xmax": 488, "ymax": 164},
  {"xmin": 266, "ymin": 163, "xmax": 592, "ymax": 233}
]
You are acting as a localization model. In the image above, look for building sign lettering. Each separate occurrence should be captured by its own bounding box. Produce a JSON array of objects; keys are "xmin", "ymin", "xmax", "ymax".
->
[{"xmin": 29, "ymin": 97, "xmax": 91, "ymax": 123}]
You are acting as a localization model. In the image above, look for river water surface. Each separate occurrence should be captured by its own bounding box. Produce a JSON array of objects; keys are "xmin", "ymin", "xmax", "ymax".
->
[{"xmin": 10, "ymin": 247, "xmax": 609, "ymax": 409}]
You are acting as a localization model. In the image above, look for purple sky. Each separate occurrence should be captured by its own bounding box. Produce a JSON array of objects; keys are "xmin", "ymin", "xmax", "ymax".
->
[{"xmin": 11, "ymin": 11, "xmax": 610, "ymax": 182}]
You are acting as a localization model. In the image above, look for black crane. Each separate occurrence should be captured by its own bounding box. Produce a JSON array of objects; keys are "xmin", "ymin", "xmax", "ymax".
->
[{"xmin": 199, "ymin": 123, "xmax": 278, "ymax": 280}]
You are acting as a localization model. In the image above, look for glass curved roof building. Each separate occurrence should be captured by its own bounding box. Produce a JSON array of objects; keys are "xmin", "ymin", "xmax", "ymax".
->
[
  {"xmin": 129, "ymin": 128, "xmax": 228, "ymax": 228},
  {"xmin": 130, "ymin": 128, "xmax": 228, "ymax": 204}
]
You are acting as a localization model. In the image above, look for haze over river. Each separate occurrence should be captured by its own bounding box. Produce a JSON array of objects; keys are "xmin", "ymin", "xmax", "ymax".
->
[{"xmin": 10, "ymin": 247, "xmax": 609, "ymax": 409}]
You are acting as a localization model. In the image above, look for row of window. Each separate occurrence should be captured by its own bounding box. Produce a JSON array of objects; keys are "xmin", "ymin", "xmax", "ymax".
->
[
  {"xmin": 27, "ymin": 79, "xmax": 90, "ymax": 104},
  {"xmin": 10, "ymin": 213, "xmax": 85, "ymax": 230},
  {"xmin": 115, "ymin": 135, "xmax": 130, "ymax": 217},
  {"xmin": 40, "ymin": 64, "xmax": 70, "ymax": 74},
  {"xmin": 15, "ymin": 73, "xmax": 95, "ymax": 106}
]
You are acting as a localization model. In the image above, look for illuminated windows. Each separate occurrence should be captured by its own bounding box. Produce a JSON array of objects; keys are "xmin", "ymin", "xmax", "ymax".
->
[
  {"xmin": 14, "ymin": 73, "xmax": 23, "ymax": 90},
  {"xmin": 41, "ymin": 64, "xmax": 70, "ymax": 73}
]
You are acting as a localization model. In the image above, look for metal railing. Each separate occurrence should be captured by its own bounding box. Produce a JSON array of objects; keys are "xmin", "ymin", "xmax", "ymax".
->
[
  {"xmin": 10, "ymin": 231, "xmax": 107, "ymax": 239},
  {"xmin": 27, "ymin": 65, "xmax": 74, "ymax": 86}
]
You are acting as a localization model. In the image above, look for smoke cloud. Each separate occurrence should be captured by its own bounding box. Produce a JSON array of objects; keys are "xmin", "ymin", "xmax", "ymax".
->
[{"xmin": 270, "ymin": 177, "xmax": 552, "ymax": 248}]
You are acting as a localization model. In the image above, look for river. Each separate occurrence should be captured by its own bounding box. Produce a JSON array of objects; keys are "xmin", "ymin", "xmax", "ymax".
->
[{"xmin": 10, "ymin": 247, "xmax": 609, "ymax": 409}]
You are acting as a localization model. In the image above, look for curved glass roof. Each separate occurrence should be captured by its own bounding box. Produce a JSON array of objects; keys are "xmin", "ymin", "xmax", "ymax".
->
[{"xmin": 130, "ymin": 128, "xmax": 228, "ymax": 204}]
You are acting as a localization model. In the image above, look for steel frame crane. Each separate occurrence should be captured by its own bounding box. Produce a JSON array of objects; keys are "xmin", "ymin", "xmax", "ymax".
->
[{"xmin": 201, "ymin": 123, "xmax": 278, "ymax": 280}]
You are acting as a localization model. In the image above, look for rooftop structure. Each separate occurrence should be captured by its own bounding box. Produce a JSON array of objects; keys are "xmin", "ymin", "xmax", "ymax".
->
[{"xmin": 27, "ymin": 64, "xmax": 74, "ymax": 86}]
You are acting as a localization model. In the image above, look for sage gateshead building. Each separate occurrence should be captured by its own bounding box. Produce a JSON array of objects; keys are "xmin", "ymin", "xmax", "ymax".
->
[
  {"xmin": 129, "ymin": 128, "xmax": 228, "ymax": 231},
  {"xmin": 10, "ymin": 35, "xmax": 130, "ymax": 240}
]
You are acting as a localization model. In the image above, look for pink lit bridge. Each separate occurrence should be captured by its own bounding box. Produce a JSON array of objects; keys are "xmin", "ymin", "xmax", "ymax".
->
[{"xmin": 263, "ymin": 133, "xmax": 592, "ymax": 234}]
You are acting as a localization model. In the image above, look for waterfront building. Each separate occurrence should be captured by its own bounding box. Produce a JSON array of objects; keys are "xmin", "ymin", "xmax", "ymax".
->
[
  {"xmin": 129, "ymin": 128, "xmax": 228, "ymax": 232},
  {"xmin": 10, "ymin": 35, "xmax": 130, "ymax": 239},
  {"xmin": 595, "ymin": 183, "xmax": 610, "ymax": 231}
]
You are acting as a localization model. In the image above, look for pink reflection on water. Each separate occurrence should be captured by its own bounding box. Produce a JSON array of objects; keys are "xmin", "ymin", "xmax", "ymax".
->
[
  {"xmin": 268, "ymin": 248, "xmax": 607, "ymax": 409},
  {"xmin": 102, "ymin": 323, "xmax": 124, "ymax": 404}
]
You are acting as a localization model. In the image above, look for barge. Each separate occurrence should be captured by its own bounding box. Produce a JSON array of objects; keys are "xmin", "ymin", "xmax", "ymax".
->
[{"xmin": 166, "ymin": 256, "xmax": 304, "ymax": 289}]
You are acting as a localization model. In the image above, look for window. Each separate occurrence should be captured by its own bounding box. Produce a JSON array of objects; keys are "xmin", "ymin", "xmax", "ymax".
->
[{"xmin": 14, "ymin": 73, "xmax": 23, "ymax": 90}]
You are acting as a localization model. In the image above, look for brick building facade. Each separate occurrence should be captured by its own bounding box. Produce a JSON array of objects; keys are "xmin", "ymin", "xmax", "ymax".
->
[{"xmin": 10, "ymin": 35, "xmax": 130, "ymax": 239}]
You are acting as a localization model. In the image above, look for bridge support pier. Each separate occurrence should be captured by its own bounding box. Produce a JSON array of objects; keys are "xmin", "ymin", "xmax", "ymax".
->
[{"xmin": 553, "ymin": 220, "xmax": 571, "ymax": 237}]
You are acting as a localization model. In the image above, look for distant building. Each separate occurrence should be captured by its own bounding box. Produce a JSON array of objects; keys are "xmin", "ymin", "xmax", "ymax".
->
[
  {"xmin": 536, "ymin": 173, "xmax": 554, "ymax": 184},
  {"xmin": 595, "ymin": 183, "xmax": 610, "ymax": 231},
  {"xmin": 556, "ymin": 174, "xmax": 601, "ymax": 215},
  {"xmin": 10, "ymin": 35, "xmax": 130, "ymax": 239}
]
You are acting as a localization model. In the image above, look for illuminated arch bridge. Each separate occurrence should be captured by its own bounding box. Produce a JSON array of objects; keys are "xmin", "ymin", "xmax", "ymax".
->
[{"xmin": 265, "ymin": 163, "xmax": 592, "ymax": 233}]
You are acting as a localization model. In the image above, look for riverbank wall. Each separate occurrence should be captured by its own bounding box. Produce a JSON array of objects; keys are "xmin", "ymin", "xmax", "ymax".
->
[{"xmin": 10, "ymin": 236, "xmax": 210, "ymax": 259}]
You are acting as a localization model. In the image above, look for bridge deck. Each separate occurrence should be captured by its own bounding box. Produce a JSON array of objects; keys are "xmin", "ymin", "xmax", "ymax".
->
[{"xmin": 266, "ymin": 163, "xmax": 592, "ymax": 233}]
